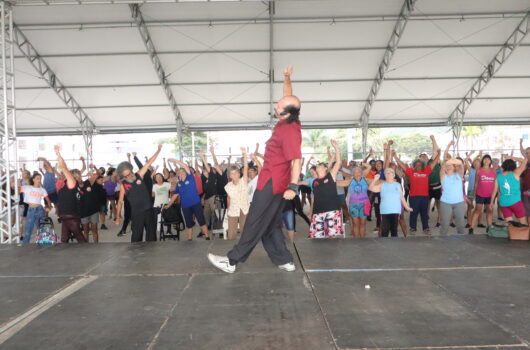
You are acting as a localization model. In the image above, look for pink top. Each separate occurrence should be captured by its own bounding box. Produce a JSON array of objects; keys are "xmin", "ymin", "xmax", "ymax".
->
[{"xmin": 476, "ymin": 168, "xmax": 496, "ymax": 198}]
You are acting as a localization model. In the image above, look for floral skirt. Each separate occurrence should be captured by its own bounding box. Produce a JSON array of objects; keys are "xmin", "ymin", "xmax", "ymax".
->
[{"xmin": 309, "ymin": 210, "xmax": 344, "ymax": 239}]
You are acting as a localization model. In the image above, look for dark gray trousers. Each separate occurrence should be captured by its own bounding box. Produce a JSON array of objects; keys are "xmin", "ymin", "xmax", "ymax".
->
[{"xmin": 227, "ymin": 179, "xmax": 293, "ymax": 266}]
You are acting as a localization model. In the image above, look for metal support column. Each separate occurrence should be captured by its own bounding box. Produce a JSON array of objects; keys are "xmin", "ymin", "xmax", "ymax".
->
[
  {"xmin": 268, "ymin": 0, "xmax": 275, "ymax": 127},
  {"xmin": 0, "ymin": 2, "xmax": 19, "ymax": 244},
  {"xmin": 448, "ymin": 11, "xmax": 530, "ymax": 151},
  {"xmin": 130, "ymin": 4, "xmax": 186, "ymax": 158},
  {"xmin": 359, "ymin": 0, "xmax": 417, "ymax": 156},
  {"xmin": 13, "ymin": 25, "xmax": 96, "ymax": 163}
]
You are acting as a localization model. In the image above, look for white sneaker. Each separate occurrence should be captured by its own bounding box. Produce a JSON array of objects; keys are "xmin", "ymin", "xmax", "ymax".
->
[
  {"xmin": 208, "ymin": 253, "xmax": 236, "ymax": 274},
  {"xmin": 278, "ymin": 262, "xmax": 296, "ymax": 272}
]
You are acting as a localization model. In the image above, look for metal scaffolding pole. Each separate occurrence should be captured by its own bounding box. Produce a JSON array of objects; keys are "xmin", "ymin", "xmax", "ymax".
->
[
  {"xmin": 268, "ymin": 0, "xmax": 275, "ymax": 127},
  {"xmin": 0, "ymin": 2, "xmax": 19, "ymax": 244},
  {"xmin": 13, "ymin": 25, "xmax": 96, "ymax": 163},
  {"xmin": 359, "ymin": 0, "xmax": 417, "ymax": 157},
  {"xmin": 130, "ymin": 4, "xmax": 186, "ymax": 159},
  {"xmin": 448, "ymin": 11, "xmax": 530, "ymax": 152}
]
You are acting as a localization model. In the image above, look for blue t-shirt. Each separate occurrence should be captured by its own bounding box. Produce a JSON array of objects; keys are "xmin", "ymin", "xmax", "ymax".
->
[
  {"xmin": 306, "ymin": 177, "xmax": 315, "ymax": 188},
  {"xmin": 43, "ymin": 171, "xmax": 56, "ymax": 194},
  {"xmin": 441, "ymin": 173, "xmax": 465, "ymax": 204},
  {"xmin": 176, "ymin": 173, "xmax": 200, "ymax": 209},
  {"xmin": 380, "ymin": 181, "xmax": 402, "ymax": 214}
]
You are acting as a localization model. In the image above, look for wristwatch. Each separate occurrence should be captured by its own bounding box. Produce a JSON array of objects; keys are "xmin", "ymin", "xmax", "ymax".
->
[{"xmin": 288, "ymin": 183, "xmax": 299, "ymax": 193}]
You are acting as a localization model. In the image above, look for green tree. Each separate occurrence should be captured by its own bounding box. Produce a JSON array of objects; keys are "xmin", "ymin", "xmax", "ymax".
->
[
  {"xmin": 159, "ymin": 131, "xmax": 207, "ymax": 157},
  {"xmin": 302, "ymin": 129, "xmax": 328, "ymax": 155},
  {"xmin": 390, "ymin": 133, "xmax": 433, "ymax": 159}
]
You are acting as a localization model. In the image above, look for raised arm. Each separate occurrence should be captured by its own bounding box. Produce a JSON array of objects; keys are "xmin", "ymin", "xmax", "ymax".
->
[
  {"xmin": 132, "ymin": 152, "xmax": 143, "ymax": 170},
  {"xmin": 430, "ymin": 135, "xmax": 440, "ymax": 157},
  {"xmin": 330, "ymin": 139, "xmax": 341, "ymax": 179},
  {"xmin": 520, "ymin": 139, "xmax": 528, "ymax": 160},
  {"xmin": 241, "ymin": 147, "xmax": 248, "ymax": 181},
  {"xmin": 209, "ymin": 146, "xmax": 223, "ymax": 174},
  {"xmin": 250, "ymin": 153, "xmax": 262, "ymax": 174},
  {"xmin": 168, "ymin": 158, "xmax": 191, "ymax": 174},
  {"xmin": 393, "ymin": 151, "xmax": 407, "ymax": 171},
  {"xmin": 504, "ymin": 154, "xmax": 528, "ymax": 177},
  {"xmin": 163, "ymin": 158, "xmax": 170, "ymax": 179},
  {"xmin": 383, "ymin": 142, "xmax": 391, "ymax": 169},
  {"xmin": 199, "ymin": 153, "xmax": 211, "ymax": 174},
  {"xmin": 431, "ymin": 148, "xmax": 441, "ymax": 166},
  {"xmin": 444, "ymin": 140, "xmax": 454, "ymax": 161},
  {"xmin": 79, "ymin": 156, "xmax": 86, "ymax": 174},
  {"xmin": 363, "ymin": 148, "xmax": 373, "ymax": 163},
  {"xmin": 283, "ymin": 65, "xmax": 293, "ymax": 97},
  {"xmin": 368, "ymin": 174, "xmax": 383, "ymax": 193},
  {"xmin": 54, "ymin": 145, "xmax": 76, "ymax": 189},
  {"xmin": 138, "ymin": 145, "xmax": 162, "ymax": 178}
]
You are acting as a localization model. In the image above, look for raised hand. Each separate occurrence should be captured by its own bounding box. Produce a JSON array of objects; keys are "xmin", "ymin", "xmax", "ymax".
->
[
  {"xmin": 240, "ymin": 146, "xmax": 247, "ymax": 154},
  {"xmin": 132, "ymin": 152, "xmax": 137, "ymax": 157},
  {"xmin": 388, "ymin": 140, "xmax": 394, "ymax": 146},
  {"xmin": 209, "ymin": 145, "xmax": 215, "ymax": 154},
  {"xmin": 54, "ymin": 145, "xmax": 61, "ymax": 154},
  {"xmin": 374, "ymin": 173, "xmax": 381, "ymax": 182},
  {"xmin": 449, "ymin": 140, "xmax": 455, "ymax": 146},
  {"xmin": 80, "ymin": 156, "xmax": 85, "ymax": 161},
  {"xmin": 330, "ymin": 139, "xmax": 339, "ymax": 149},
  {"xmin": 127, "ymin": 153, "xmax": 131, "ymax": 158},
  {"xmin": 157, "ymin": 144, "xmax": 163, "ymax": 151},
  {"xmin": 283, "ymin": 65, "xmax": 293, "ymax": 76}
]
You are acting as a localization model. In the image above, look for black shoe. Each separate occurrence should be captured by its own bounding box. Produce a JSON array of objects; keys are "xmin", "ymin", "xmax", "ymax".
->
[
  {"xmin": 367, "ymin": 217, "xmax": 372, "ymax": 222},
  {"xmin": 450, "ymin": 223, "xmax": 456, "ymax": 228},
  {"xmin": 197, "ymin": 232, "xmax": 204, "ymax": 238},
  {"xmin": 205, "ymin": 236, "xmax": 211, "ymax": 241},
  {"xmin": 116, "ymin": 230, "xmax": 124, "ymax": 237},
  {"xmin": 477, "ymin": 224, "xmax": 486, "ymax": 228},
  {"xmin": 465, "ymin": 224, "xmax": 470, "ymax": 228},
  {"xmin": 468, "ymin": 228, "xmax": 474, "ymax": 235},
  {"xmin": 498, "ymin": 217, "xmax": 503, "ymax": 221},
  {"xmin": 101, "ymin": 224, "xmax": 108, "ymax": 230},
  {"xmin": 435, "ymin": 222, "xmax": 441, "ymax": 228}
]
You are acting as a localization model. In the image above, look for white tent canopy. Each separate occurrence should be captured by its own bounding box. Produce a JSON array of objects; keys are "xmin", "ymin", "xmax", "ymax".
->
[{"xmin": 10, "ymin": 0, "xmax": 530, "ymax": 136}]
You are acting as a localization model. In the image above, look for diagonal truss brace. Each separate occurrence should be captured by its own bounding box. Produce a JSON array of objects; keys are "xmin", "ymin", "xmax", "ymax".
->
[
  {"xmin": 13, "ymin": 25, "xmax": 96, "ymax": 162},
  {"xmin": 359, "ymin": 0, "xmax": 417, "ymax": 156},
  {"xmin": 448, "ymin": 11, "xmax": 530, "ymax": 148},
  {"xmin": 130, "ymin": 4, "xmax": 185, "ymax": 159}
]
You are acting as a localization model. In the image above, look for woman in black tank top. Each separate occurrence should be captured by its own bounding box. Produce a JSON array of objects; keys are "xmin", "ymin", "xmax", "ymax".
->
[{"xmin": 309, "ymin": 140, "xmax": 345, "ymax": 239}]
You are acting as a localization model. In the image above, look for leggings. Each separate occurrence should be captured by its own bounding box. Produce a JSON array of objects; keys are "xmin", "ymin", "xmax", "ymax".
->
[
  {"xmin": 293, "ymin": 195, "xmax": 311, "ymax": 226},
  {"xmin": 60, "ymin": 215, "xmax": 87, "ymax": 243},
  {"xmin": 381, "ymin": 214, "xmax": 399, "ymax": 237},
  {"xmin": 121, "ymin": 198, "xmax": 131, "ymax": 232}
]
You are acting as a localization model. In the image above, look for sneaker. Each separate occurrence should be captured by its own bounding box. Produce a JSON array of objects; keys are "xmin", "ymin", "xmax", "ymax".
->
[
  {"xmin": 101, "ymin": 224, "xmax": 108, "ymax": 230},
  {"xmin": 207, "ymin": 254, "xmax": 236, "ymax": 274},
  {"xmin": 468, "ymin": 228, "xmax": 474, "ymax": 235},
  {"xmin": 278, "ymin": 262, "xmax": 296, "ymax": 272},
  {"xmin": 450, "ymin": 223, "xmax": 456, "ymax": 228},
  {"xmin": 116, "ymin": 230, "xmax": 124, "ymax": 237},
  {"xmin": 205, "ymin": 236, "xmax": 211, "ymax": 241}
]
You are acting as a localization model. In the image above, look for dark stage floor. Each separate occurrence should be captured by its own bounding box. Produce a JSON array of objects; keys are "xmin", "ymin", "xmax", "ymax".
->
[{"xmin": 0, "ymin": 236, "xmax": 529, "ymax": 350}]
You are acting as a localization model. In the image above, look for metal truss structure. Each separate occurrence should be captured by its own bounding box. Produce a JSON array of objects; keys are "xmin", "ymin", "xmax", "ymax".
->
[
  {"xmin": 130, "ymin": 4, "xmax": 186, "ymax": 159},
  {"xmin": 13, "ymin": 25, "xmax": 96, "ymax": 162},
  {"xmin": 0, "ymin": 2, "xmax": 19, "ymax": 244},
  {"xmin": 448, "ymin": 11, "xmax": 530, "ymax": 150},
  {"xmin": 359, "ymin": 0, "xmax": 416, "ymax": 157}
]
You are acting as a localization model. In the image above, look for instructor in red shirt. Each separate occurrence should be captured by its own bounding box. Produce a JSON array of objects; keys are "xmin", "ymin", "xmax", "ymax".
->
[{"xmin": 208, "ymin": 66, "xmax": 302, "ymax": 273}]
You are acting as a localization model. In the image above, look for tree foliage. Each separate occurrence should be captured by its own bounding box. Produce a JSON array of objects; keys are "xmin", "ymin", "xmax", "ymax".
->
[{"xmin": 159, "ymin": 131, "xmax": 208, "ymax": 157}]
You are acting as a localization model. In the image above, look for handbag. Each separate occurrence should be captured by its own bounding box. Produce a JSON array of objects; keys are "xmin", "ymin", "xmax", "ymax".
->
[
  {"xmin": 487, "ymin": 222, "xmax": 509, "ymax": 239},
  {"xmin": 508, "ymin": 221, "xmax": 530, "ymax": 241}
]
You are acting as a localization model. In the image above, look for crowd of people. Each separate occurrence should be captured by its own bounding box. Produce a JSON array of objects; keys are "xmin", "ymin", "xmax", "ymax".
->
[
  {"xmin": 10, "ymin": 135, "xmax": 530, "ymax": 244},
  {"xmin": 8, "ymin": 66, "xmax": 530, "ymax": 244}
]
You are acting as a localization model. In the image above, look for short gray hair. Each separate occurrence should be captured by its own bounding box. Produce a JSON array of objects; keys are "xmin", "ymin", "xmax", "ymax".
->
[{"xmin": 116, "ymin": 161, "xmax": 133, "ymax": 177}]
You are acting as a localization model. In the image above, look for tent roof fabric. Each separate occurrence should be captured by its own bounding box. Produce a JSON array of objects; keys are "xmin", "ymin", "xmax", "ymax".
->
[{"xmin": 11, "ymin": 0, "xmax": 530, "ymax": 135}]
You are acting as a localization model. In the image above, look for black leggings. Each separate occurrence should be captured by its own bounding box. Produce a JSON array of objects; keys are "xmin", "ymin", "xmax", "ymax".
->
[
  {"xmin": 121, "ymin": 198, "xmax": 131, "ymax": 232},
  {"xmin": 381, "ymin": 214, "xmax": 399, "ymax": 237},
  {"xmin": 293, "ymin": 195, "xmax": 311, "ymax": 226}
]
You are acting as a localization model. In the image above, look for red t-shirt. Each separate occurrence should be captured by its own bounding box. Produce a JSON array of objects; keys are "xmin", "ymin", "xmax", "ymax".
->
[
  {"xmin": 405, "ymin": 165, "xmax": 432, "ymax": 196},
  {"xmin": 194, "ymin": 174, "xmax": 203, "ymax": 195},
  {"xmin": 257, "ymin": 119, "xmax": 302, "ymax": 194}
]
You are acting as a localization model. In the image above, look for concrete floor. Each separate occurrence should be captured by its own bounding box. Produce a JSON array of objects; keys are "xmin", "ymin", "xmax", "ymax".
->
[{"xmin": 1, "ymin": 217, "xmax": 529, "ymax": 349}]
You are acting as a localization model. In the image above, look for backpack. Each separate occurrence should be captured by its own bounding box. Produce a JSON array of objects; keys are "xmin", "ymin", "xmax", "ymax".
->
[
  {"xmin": 35, "ymin": 216, "xmax": 61, "ymax": 245},
  {"xmin": 162, "ymin": 202, "xmax": 184, "ymax": 224}
]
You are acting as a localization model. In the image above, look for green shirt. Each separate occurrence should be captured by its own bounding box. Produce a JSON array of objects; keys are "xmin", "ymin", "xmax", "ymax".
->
[{"xmin": 428, "ymin": 163, "xmax": 441, "ymax": 185}]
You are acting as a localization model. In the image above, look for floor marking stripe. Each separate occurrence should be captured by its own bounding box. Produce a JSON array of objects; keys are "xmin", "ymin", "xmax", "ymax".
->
[
  {"xmin": 306, "ymin": 265, "xmax": 527, "ymax": 273},
  {"xmin": 346, "ymin": 343, "xmax": 528, "ymax": 350},
  {"xmin": 0, "ymin": 276, "xmax": 98, "ymax": 345}
]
